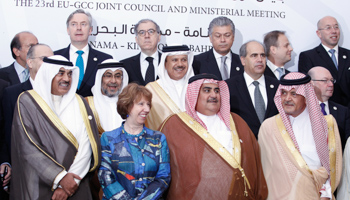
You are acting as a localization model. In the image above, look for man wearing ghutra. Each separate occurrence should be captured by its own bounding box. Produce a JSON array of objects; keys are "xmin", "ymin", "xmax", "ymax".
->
[
  {"xmin": 86, "ymin": 59, "xmax": 129, "ymax": 135},
  {"xmin": 259, "ymin": 72, "xmax": 342, "ymax": 199},
  {"xmin": 145, "ymin": 44, "xmax": 194, "ymax": 130},
  {"xmin": 159, "ymin": 74, "xmax": 267, "ymax": 199},
  {"xmin": 10, "ymin": 55, "xmax": 100, "ymax": 200}
]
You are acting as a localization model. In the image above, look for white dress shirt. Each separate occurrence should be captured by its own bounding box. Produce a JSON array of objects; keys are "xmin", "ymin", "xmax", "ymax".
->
[
  {"xmin": 69, "ymin": 44, "xmax": 90, "ymax": 71},
  {"xmin": 244, "ymin": 72, "xmax": 268, "ymax": 109},
  {"xmin": 213, "ymin": 48, "xmax": 232, "ymax": 75},
  {"xmin": 140, "ymin": 51, "xmax": 159, "ymax": 80},
  {"xmin": 267, "ymin": 59, "xmax": 286, "ymax": 79}
]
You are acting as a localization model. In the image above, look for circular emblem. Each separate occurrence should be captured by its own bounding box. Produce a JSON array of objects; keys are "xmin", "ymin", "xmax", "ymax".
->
[
  {"xmin": 236, "ymin": 67, "xmax": 240, "ymax": 71},
  {"xmin": 93, "ymin": 57, "xmax": 98, "ymax": 61},
  {"xmin": 88, "ymin": 115, "xmax": 93, "ymax": 120}
]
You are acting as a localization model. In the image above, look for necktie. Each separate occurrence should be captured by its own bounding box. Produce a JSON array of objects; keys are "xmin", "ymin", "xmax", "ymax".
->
[
  {"xmin": 76, "ymin": 50, "xmax": 84, "ymax": 89},
  {"xmin": 329, "ymin": 49, "xmax": 338, "ymax": 69},
  {"xmin": 320, "ymin": 103, "xmax": 327, "ymax": 115},
  {"xmin": 22, "ymin": 68, "xmax": 29, "ymax": 82},
  {"xmin": 253, "ymin": 81, "xmax": 266, "ymax": 123},
  {"xmin": 145, "ymin": 57, "xmax": 155, "ymax": 84},
  {"xmin": 276, "ymin": 67, "xmax": 284, "ymax": 80},
  {"xmin": 220, "ymin": 56, "xmax": 229, "ymax": 80}
]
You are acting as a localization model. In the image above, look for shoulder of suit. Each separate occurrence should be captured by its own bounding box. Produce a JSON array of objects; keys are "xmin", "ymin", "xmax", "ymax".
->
[
  {"xmin": 0, "ymin": 63, "xmax": 15, "ymax": 73},
  {"xmin": 120, "ymin": 53, "xmax": 140, "ymax": 63}
]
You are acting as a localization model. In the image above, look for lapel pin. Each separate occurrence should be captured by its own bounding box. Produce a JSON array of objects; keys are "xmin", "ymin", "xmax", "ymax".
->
[
  {"xmin": 240, "ymin": 139, "xmax": 243, "ymax": 143},
  {"xmin": 88, "ymin": 115, "xmax": 93, "ymax": 120},
  {"xmin": 270, "ymin": 84, "xmax": 274, "ymax": 88},
  {"xmin": 236, "ymin": 67, "xmax": 240, "ymax": 71},
  {"xmin": 343, "ymin": 55, "xmax": 347, "ymax": 59},
  {"xmin": 333, "ymin": 106, "xmax": 337, "ymax": 110},
  {"xmin": 93, "ymin": 57, "xmax": 98, "ymax": 61}
]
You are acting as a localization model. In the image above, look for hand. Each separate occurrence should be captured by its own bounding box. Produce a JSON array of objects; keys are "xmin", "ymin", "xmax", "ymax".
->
[
  {"xmin": 59, "ymin": 173, "xmax": 81, "ymax": 196},
  {"xmin": 0, "ymin": 164, "xmax": 11, "ymax": 186},
  {"xmin": 51, "ymin": 188, "xmax": 68, "ymax": 200}
]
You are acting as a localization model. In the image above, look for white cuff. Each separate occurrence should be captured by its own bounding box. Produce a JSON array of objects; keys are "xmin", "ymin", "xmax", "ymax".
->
[
  {"xmin": 320, "ymin": 179, "xmax": 332, "ymax": 198},
  {"xmin": 52, "ymin": 170, "xmax": 67, "ymax": 190}
]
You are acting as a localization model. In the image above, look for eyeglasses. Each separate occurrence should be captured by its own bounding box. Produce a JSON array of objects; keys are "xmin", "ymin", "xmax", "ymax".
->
[
  {"xmin": 318, "ymin": 25, "xmax": 339, "ymax": 31},
  {"xmin": 312, "ymin": 79, "xmax": 336, "ymax": 84},
  {"xmin": 137, "ymin": 29, "xmax": 157, "ymax": 36},
  {"xmin": 103, "ymin": 74, "xmax": 123, "ymax": 80},
  {"xmin": 30, "ymin": 56, "xmax": 46, "ymax": 60}
]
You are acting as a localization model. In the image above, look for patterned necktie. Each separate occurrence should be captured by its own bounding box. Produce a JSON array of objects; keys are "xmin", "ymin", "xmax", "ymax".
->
[
  {"xmin": 22, "ymin": 68, "xmax": 30, "ymax": 82},
  {"xmin": 320, "ymin": 103, "xmax": 327, "ymax": 115},
  {"xmin": 220, "ymin": 56, "xmax": 229, "ymax": 80},
  {"xmin": 328, "ymin": 49, "xmax": 338, "ymax": 69},
  {"xmin": 145, "ymin": 57, "xmax": 155, "ymax": 84},
  {"xmin": 276, "ymin": 67, "xmax": 284, "ymax": 80},
  {"xmin": 76, "ymin": 50, "xmax": 84, "ymax": 89},
  {"xmin": 253, "ymin": 81, "xmax": 266, "ymax": 123}
]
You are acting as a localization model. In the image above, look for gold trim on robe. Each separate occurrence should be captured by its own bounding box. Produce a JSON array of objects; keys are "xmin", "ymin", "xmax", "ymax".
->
[
  {"xmin": 276, "ymin": 114, "xmax": 337, "ymax": 193},
  {"xmin": 76, "ymin": 94, "xmax": 99, "ymax": 172},
  {"xmin": 85, "ymin": 96, "xmax": 105, "ymax": 134},
  {"xmin": 27, "ymin": 90, "xmax": 78, "ymax": 149},
  {"xmin": 176, "ymin": 112, "xmax": 251, "ymax": 194},
  {"xmin": 150, "ymin": 82, "xmax": 182, "ymax": 114}
]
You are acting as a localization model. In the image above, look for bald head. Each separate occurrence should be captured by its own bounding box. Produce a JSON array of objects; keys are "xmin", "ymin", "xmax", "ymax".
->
[
  {"xmin": 27, "ymin": 44, "xmax": 54, "ymax": 80},
  {"xmin": 308, "ymin": 66, "xmax": 334, "ymax": 102},
  {"xmin": 316, "ymin": 16, "xmax": 340, "ymax": 49}
]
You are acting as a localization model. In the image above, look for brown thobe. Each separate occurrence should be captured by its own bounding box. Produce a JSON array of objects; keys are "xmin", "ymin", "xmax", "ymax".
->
[
  {"xmin": 11, "ymin": 91, "xmax": 101, "ymax": 200},
  {"xmin": 159, "ymin": 112, "xmax": 268, "ymax": 200}
]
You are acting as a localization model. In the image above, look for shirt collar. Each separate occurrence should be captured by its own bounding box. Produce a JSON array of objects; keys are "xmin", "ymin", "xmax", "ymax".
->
[
  {"xmin": 243, "ymin": 72, "xmax": 265, "ymax": 87},
  {"xmin": 140, "ymin": 51, "xmax": 158, "ymax": 62},
  {"xmin": 321, "ymin": 43, "xmax": 339, "ymax": 54},
  {"xmin": 14, "ymin": 60, "xmax": 26, "ymax": 74},
  {"xmin": 267, "ymin": 59, "xmax": 284, "ymax": 73},
  {"xmin": 212, "ymin": 48, "xmax": 231, "ymax": 60},
  {"xmin": 70, "ymin": 44, "xmax": 89, "ymax": 54}
]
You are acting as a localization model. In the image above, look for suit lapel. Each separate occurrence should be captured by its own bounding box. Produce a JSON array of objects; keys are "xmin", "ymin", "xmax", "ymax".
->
[
  {"xmin": 329, "ymin": 101, "xmax": 338, "ymax": 118},
  {"xmin": 133, "ymin": 53, "xmax": 146, "ymax": 85},
  {"xmin": 337, "ymin": 47, "xmax": 348, "ymax": 78},
  {"xmin": 237, "ymin": 75, "xmax": 257, "ymax": 116},
  {"xmin": 206, "ymin": 49, "xmax": 222, "ymax": 79},
  {"xmin": 8, "ymin": 64, "xmax": 20, "ymax": 84},
  {"xmin": 80, "ymin": 45, "xmax": 99, "ymax": 89},
  {"xmin": 265, "ymin": 77, "xmax": 278, "ymax": 118},
  {"xmin": 22, "ymin": 79, "xmax": 33, "ymax": 91},
  {"xmin": 316, "ymin": 45, "xmax": 338, "ymax": 78}
]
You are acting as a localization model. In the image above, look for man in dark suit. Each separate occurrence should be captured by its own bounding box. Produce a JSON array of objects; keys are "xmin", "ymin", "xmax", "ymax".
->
[
  {"xmin": 308, "ymin": 66, "xmax": 350, "ymax": 150},
  {"xmin": 299, "ymin": 16, "xmax": 350, "ymax": 107},
  {"xmin": 54, "ymin": 9, "xmax": 112, "ymax": 97},
  {"xmin": 263, "ymin": 30, "xmax": 293, "ymax": 80},
  {"xmin": 193, "ymin": 16, "xmax": 243, "ymax": 80},
  {"xmin": 0, "ymin": 31, "xmax": 38, "ymax": 85},
  {"xmin": 121, "ymin": 19, "xmax": 161, "ymax": 86},
  {"xmin": 0, "ymin": 79, "xmax": 9, "ymax": 200},
  {"xmin": 226, "ymin": 41, "xmax": 279, "ymax": 138},
  {"xmin": 2, "ymin": 44, "xmax": 53, "ymax": 165}
]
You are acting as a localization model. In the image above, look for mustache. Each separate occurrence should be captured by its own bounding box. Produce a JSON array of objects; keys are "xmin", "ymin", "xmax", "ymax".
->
[
  {"xmin": 207, "ymin": 97, "xmax": 218, "ymax": 103},
  {"xmin": 283, "ymin": 101, "xmax": 294, "ymax": 106},
  {"xmin": 59, "ymin": 81, "xmax": 70, "ymax": 86},
  {"xmin": 174, "ymin": 66, "xmax": 186, "ymax": 70},
  {"xmin": 107, "ymin": 83, "xmax": 119, "ymax": 87}
]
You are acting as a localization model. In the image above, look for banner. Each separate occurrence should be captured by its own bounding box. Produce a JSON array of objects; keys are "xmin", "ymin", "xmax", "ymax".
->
[{"xmin": 1, "ymin": 0, "xmax": 349, "ymax": 71}]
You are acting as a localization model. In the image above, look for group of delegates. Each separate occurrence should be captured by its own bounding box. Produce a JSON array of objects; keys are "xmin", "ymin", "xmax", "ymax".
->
[{"xmin": 0, "ymin": 7, "xmax": 349, "ymax": 200}]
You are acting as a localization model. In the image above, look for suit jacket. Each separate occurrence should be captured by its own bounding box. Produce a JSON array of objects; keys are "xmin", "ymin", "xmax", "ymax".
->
[
  {"xmin": 2, "ymin": 79, "xmax": 32, "ymax": 161},
  {"xmin": 192, "ymin": 48, "xmax": 244, "ymax": 80},
  {"xmin": 299, "ymin": 44, "xmax": 350, "ymax": 107},
  {"xmin": 264, "ymin": 64, "xmax": 290, "ymax": 80},
  {"xmin": 0, "ymin": 62, "xmax": 21, "ymax": 86},
  {"xmin": 226, "ymin": 74, "xmax": 279, "ymax": 138},
  {"xmin": 0, "ymin": 79, "xmax": 10, "ymax": 165},
  {"xmin": 54, "ymin": 44, "xmax": 112, "ymax": 97},
  {"xmin": 328, "ymin": 100, "xmax": 350, "ymax": 150},
  {"xmin": 121, "ymin": 52, "xmax": 162, "ymax": 86}
]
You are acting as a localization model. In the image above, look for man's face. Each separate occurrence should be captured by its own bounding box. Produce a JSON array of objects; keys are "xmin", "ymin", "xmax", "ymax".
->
[
  {"xmin": 135, "ymin": 21, "xmax": 160, "ymax": 55},
  {"xmin": 14, "ymin": 33, "xmax": 38, "ymax": 66},
  {"xmin": 27, "ymin": 46, "xmax": 54, "ymax": 79},
  {"xmin": 311, "ymin": 68, "xmax": 334, "ymax": 102},
  {"xmin": 272, "ymin": 34, "xmax": 293, "ymax": 66},
  {"xmin": 281, "ymin": 88, "xmax": 306, "ymax": 117},
  {"xmin": 241, "ymin": 41, "xmax": 266, "ymax": 80},
  {"xmin": 101, "ymin": 69, "xmax": 123, "ymax": 97},
  {"xmin": 316, "ymin": 16, "xmax": 340, "ymax": 49},
  {"xmin": 51, "ymin": 68, "xmax": 73, "ymax": 96},
  {"xmin": 67, "ymin": 13, "xmax": 92, "ymax": 45},
  {"xmin": 195, "ymin": 83, "xmax": 221, "ymax": 116},
  {"xmin": 209, "ymin": 25, "xmax": 234, "ymax": 56},
  {"xmin": 165, "ymin": 54, "xmax": 188, "ymax": 80}
]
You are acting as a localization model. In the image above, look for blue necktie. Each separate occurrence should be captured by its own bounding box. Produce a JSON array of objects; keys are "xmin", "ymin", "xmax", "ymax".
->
[
  {"xmin": 328, "ymin": 49, "xmax": 338, "ymax": 69},
  {"xmin": 76, "ymin": 50, "xmax": 84, "ymax": 89},
  {"xmin": 22, "ymin": 68, "xmax": 30, "ymax": 83},
  {"xmin": 320, "ymin": 103, "xmax": 327, "ymax": 115}
]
